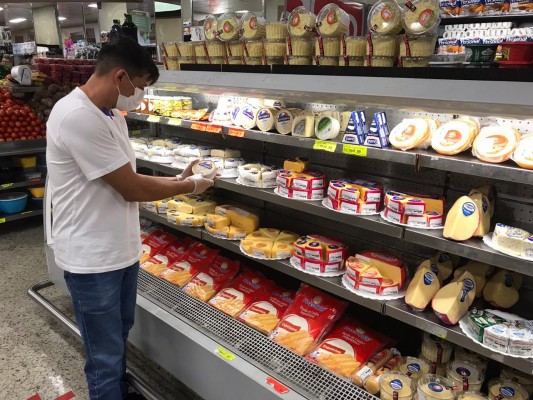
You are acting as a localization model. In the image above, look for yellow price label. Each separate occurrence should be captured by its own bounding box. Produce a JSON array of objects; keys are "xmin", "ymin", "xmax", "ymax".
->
[
  {"xmin": 131, "ymin": 130, "xmax": 141, "ymax": 136},
  {"xmin": 313, "ymin": 140, "xmax": 337, "ymax": 152},
  {"xmin": 0, "ymin": 218, "xmax": 5, "ymax": 224},
  {"xmin": 1, "ymin": 183, "xmax": 13, "ymax": 189},
  {"xmin": 147, "ymin": 115, "xmax": 161, "ymax": 123},
  {"xmin": 342, "ymin": 144, "xmax": 368, "ymax": 157},
  {"xmin": 216, "ymin": 346, "xmax": 235, "ymax": 362},
  {"xmin": 168, "ymin": 118, "xmax": 182, "ymax": 126}
]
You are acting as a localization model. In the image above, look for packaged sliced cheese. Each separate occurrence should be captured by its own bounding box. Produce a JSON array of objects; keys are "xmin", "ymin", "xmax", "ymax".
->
[
  {"xmin": 140, "ymin": 239, "xmax": 188, "ymax": 275},
  {"xmin": 140, "ymin": 230, "xmax": 175, "ymax": 264},
  {"xmin": 353, "ymin": 348, "xmax": 397, "ymax": 387},
  {"xmin": 473, "ymin": 125, "xmax": 520, "ymax": 164},
  {"xmin": 364, "ymin": 355, "xmax": 403, "ymax": 394},
  {"xmin": 161, "ymin": 243, "xmax": 219, "ymax": 287},
  {"xmin": 432, "ymin": 120, "xmax": 477, "ymax": 155},
  {"xmin": 513, "ymin": 134, "xmax": 533, "ymax": 170},
  {"xmin": 271, "ymin": 284, "xmax": 347, "ymax": 356}
]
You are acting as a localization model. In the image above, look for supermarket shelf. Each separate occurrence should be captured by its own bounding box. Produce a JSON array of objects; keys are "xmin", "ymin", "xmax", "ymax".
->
[
  {"xmin": 0, "ymin": 178, "xmax": 43, "ymax": 191},
  {"xmin": 440, "ymin": 13, "xmax": 533, "ymax": 25},
  {"xmin": 0, "ymin": 139, "xmax": 46, "ymax": 156},
  {"xmin": 139, "ymin": 208, "xmax": 202, "ymax": 239},
  {"xmin": 216, "ymin": 178, "xmax": 404, "ymax": 239},
  {"xmin": 385, "ymin": 300, "xmax": 533, "ymax": 374},
  {"xmin": 136, "ymin": 158, "xmax": 181, "ymax": 175},
  {"xmin": 202, "ymin": 234, "xmax": 385, "ymax": 314},
  {"xmin": 418, "ymin": 150, "xmax": 533, "ymax": 185},
  {"xmin": 403, "ymin": 228, "xmax": 533, "ymax": 276},
  {"xmin": 0, "ymin": 208, "xmax": 43, "ymax": 223}
]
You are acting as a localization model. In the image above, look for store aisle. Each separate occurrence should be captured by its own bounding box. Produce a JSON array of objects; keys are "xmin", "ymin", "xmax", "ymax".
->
[{"xmin": 0, "ymin": 222, "xmax": 202, "ymax": 400}]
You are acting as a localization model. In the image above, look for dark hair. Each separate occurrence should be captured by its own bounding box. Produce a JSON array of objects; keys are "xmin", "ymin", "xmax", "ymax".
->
[{"xmin": 95, "ymin": 38, "xmax": 159, "ymax": 84}]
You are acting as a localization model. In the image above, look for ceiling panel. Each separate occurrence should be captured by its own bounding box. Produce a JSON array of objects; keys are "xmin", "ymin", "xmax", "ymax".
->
[{"xmin": 192, "ymin": 0, "xmax": 263, "ymax": 16}]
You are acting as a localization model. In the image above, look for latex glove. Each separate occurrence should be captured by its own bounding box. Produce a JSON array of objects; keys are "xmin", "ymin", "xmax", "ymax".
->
[
  {"xmin": 186, "ymin": 174, "xmax": 214, "ymax": 194},
  {"xmin": 176, "ymin": 159, "xmax": 199, "ymax": 181}
]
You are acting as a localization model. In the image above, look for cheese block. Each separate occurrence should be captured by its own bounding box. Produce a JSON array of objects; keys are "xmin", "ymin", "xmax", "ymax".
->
[
  {"xmin": 483, "ymin": 270, "xmax": 520, "ymax": 309},
  {"xmin": 469, "ymin": 190, "xmax": 491, "ymax": 238},
  {"xmin": 443, "ymin": 196, "xmax": 480, "ymax": 241},
  {"xmin": 360, "ymin": 266, "xmax": 384, "ymax": 286},
  {"xmin": 238, "ymin": 164, "xmax": 279, "ymax": 188},
  {"xmin": 328, "ymin": 180, "xmax": 361, "ymax": 202},
  {"xmin": 325, "ymin": 196, "xmax": 381, "ymax": 215},
  {"xmin": 204, "ymin": 224, "xmax": 230, "ymax": 238},
  {"xmin": 473, "ymin": 125, "xmax": 519, "ymax": 164},
  {"xmin": 227, "ymin": 226, "xmax": 247, "ymax": 240},
  {"xmin": 355, "ymin": 251, "xmax": 407, "ymax": 289},
  {"xmin": 206, "ymin": 214, "xmax": 231, "ymax": 229},
  {"xmin": 513, "ymin": 134, "xmax": 533, "ymax": 170},
  {"xmin": 432, "ymin": 251, "xmax": 459, "ymax": 277},
  {"xmin": 191, "ymin": 160, "xmax": 217, "ymax": 179},
  {"xmin": 276, "ymin": 185, "xmax": 325, "ymax": 201},
  {"xmin": 329, "ymin": 178, "xmax": 383, "ymax": 203},
  {"xmin": 226, "ymin": 208, "xmax": 260, "ymax": 234},
  {"xmin": 432, "ymin": 271, "xmax": 476, "ymax": 325},
  {"xmin": 493, "ymin": 223, "xmax": 531, "ymax": 257},
  {"xmin": 293, "ymin": 235, "xmax": 346, "ymax": 263},
  {"xmin": 277, "ymin": 230, "xmax": 300, "ymax": 243},
  {"xmin": 272, "ymin": 242, "xmax": 293, "ymax": 259},
  {"xmin": 405, "ymin": 265, "xmax": 441, "ymax": 311},
  {"xmin": 416, "ymin": 257, "xmax": 452, "ymax": 285},
  {"xmin": 385, "ymin": 191, "xmax": 445, "ymax": 215},
  {"xmin": 246, "ymin": 230, "xmax": 277, "ymax": 241},
  {"xmin": 259, "ymin": 228, "xmax": 282, "ymax": 240},
  {"xmin": 167, "ymin": 211, "xmax": 206, "ymax": 227},
  {"xmin": 356, "ymin": 277, "xmax": 402, "ymax": 295},
  {"xmin": 275, "ymin": 109, "xmax": 295, "ymax": 135},
  {"xmin": 345, "ymin": 257, "xmax": 371, "ymax": 280},
  {"xmin": 282, "ymin": 157, "xmax": 310, "ymax": 173},
  {"xmin": 211, "ymin": 148, "xmax": 241, "ymax": 158},
  {"xmin": 241, "ymin": 239, "xmax": 273, "ymax": 258},
  {"xmin": 405, "ymin": 212, "xmax": 443, "ymax": 228},
  {"xmin": 277, "ymin": 171, "xmax": 326, "ymax": 190},
  {"xmin": 256, "ymin": 107, "xmax": 278, "ymax": 132},
  {"xmin": 292, "ymin": 253, "xmax": 344, "ymax": 275},
  {"xmin": 292, "ymin": 115, "xmax": 316, "ymax": 138},
  {"xmin": 470, "ymin": 185, "xmax": 495, "ymax": 218},
  {"xmin": 432, "ymin": 121, "xmax": 477, "ymax": 156},
  {"xmin": 389, "ymin": 118, "xmax": 430, "ymax": 151},
  {"xmin": 168, "ymin": 198, "xmax": 217, "ymax": 215},
  {"xmin": 454, "ymin": 261, "xmax": 495, "ymax": 298}
]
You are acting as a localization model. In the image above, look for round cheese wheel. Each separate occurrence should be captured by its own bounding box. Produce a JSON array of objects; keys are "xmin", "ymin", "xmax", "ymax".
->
[
  {"xmin": 239, "ymin": 105, "xmax": 258, "ymax": 130},
  {"xmin": 275, "ymin": 109, "xmax": 295, "ymax": 135},
  {"xmin": 513, "ymin": 134, "xmax": 533, "ymax": 170},
  {"xmin": 315, "ymin": 116, "xmax": 340, "ymax": 140},
  {"xmin": 473, "ymin": 125, "xmax": 519, "ymax": 163},
  {"xmin": 192, "ymin": 160, "xmax": 217, "ymax": 179},
  {"xmin": 431, "ymin": 120, "xmax": 475, "ymax": 155},
  {"xmin": 256, "ymin": 107, "xmax": 278, "ymax": 132},
  {"xmin": 389, "ymin": 118, "xmax": 430, "ymax": 150}
]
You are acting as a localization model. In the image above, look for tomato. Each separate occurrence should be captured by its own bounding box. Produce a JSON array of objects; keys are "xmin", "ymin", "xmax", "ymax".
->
[
  {"xmin": 0, "ymin": 110, "xmax": 5, "ymax": 117},
  {"xmin": 11, "ymin": 133, "xmax": 17, "ymax": 138},
  {"xmin": 15, "ymin": 121, "xmax": 21, "ymax": 128},
  {"xmin": 3, "ymin": 91, "xmax": 11, "ymax": 99},
  {"xmin": 32, "ymin": 120, "xmax": 40, "ymax": 127},
  {"xmin": 20, "ymin": 136, "xmax": 27, "ymax": 140},
  {"xmin": 5, "ymin": 108, "xmax": 12, "ymax": 116},
  {"xmin": 12, "ymin": 109, "xmax": 19, "ymax": 118},
  {"xmin": 6, "ymin": 138, "xmax": 12, "ymax": 141}
]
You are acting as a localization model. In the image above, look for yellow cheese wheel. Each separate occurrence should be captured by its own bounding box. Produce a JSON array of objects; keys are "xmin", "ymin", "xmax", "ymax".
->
[
  {"xmin": 513, "ymin": 134, "xmax": 533, "ymax": 170},
  {"xmin": 473, "ymin": 125, "xmax": 519, "ymax": 164},
  {"xmin": 432, "ymin": 120, "xmax": 476, "ymax": 156},
  {"xmin": 389, "ymin": 118, "xmax": 430, "ymax": 150}
]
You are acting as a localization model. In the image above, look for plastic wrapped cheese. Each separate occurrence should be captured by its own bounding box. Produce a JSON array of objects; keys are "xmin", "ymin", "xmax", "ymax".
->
[
  {"xmin": 493, "ymin": 223, "xmax": 530, "ymax": 256},
  {"xmin": 265, "ymin": 21, "xmax": 289, "ymax": 39},
  {"xmin": 275, "ymin": 109, "xmax": 295, "ymax": 135},
  {"xmin": 368, "ymin": 0, "xmax": 403, "ymax": 35},
  {"xmin": 513, "ymin": 134, "xmax": 533, "ymax": 170},
  {"xmin": 288, "ymin": 7, "xmax": 316, "ymax": 38},
  {"xmin": 401, "ymin": 0, "xmax": 441, "ymax": 35},
  {"xmin": 472, "ymin": 125, "xmax": 520, "ymax": 164},
  {"xmin": 500, "ymin": 367, "xmax": 533, "ymax": 396},
  {"xmin": 241, "ymin": 12, "xmax": 265, "ymax": 40},
  {"xmin": 446, "ymin": 360, "xmax": 484, "ymax": 392},
  {"xmin": 488, "ymin": 379, "xmax": 528, "ymax": 400},
  {"xmin": 217, "ymin": 13, "xmax": 240, "ymax": 41},
  {"xmin": 203, "ymin": 14, "xmax": 218, "ymax": 41},
  {"xmin": 432, "ymin": 120, "xmax": 477, "ymax": 155},
  {"xmin": 344, "ymin": 36, "xmax": 366, "ymax": 56},
  {"xmin": 417, "ymin": 375, "xmax": 456, "ymax": 400},
  {"xmin": 389, "ymin": 118, "xmax": 431, "ymax": 150},
  {"xmin": 317, "ymin": 4, "xmax": 350, "ymax": 37}
]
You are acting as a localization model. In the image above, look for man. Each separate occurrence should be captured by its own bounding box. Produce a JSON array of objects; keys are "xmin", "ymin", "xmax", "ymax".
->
[{"xmin": 46, "ymin": 38, "xmax": 213, "ymax": 399}]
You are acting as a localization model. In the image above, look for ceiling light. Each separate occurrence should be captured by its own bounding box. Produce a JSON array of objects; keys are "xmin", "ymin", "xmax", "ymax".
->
[
  {"xmin": 58, "ymin": 17, "xmax": 67, "ymax": 21},
  {"xmin": 9, "ymin": 18, "xmax": 27, "ymax": 24},
  {"xmin": 236, "ymin": 10, "xmax": 249, "ymax": 13},
  {"xmin": 88, "ymin": 3, "xmax": 98, "ymax": 8},
  {"xmin": 0, "ymin": 7, "xmax": 4, "ymax": 11}
]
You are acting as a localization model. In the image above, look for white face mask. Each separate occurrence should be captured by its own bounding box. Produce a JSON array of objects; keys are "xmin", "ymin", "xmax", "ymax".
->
[{"xmin": 116, "ymin": 73, "xmax": 145, "ymax": 111}]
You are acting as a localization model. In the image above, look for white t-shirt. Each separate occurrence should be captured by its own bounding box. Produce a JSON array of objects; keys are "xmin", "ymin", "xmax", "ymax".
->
[{"xmin": 46, "ymin": 88, "xmax": 142, "ymax": 273}]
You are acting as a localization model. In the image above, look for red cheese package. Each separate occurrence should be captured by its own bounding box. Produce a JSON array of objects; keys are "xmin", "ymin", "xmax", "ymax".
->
[
  {"xmin": 141, "ymin": 239, "xmax": 189, "ymax": 277},
  {"xmin": 208, "ymin": 269, "xmax": 273, "ymax": 317},
  {"xmin": 140, "ymin": 229, "xmax": 176, "ymax": 263},
  {"xmin": 182, "ymin": 255, "xmax": 240, "ymax": 302},
  {"xmin": 306, "ymin": 317, "xmax": 391, "ymax": 380},
  {"xmin": 270, "ymin": 284, "xmax": 347, "ymax": 356},
  {"xmin": 237, "ymin": 285, "xmax": 296, "ymax": 334},
  {"xmin": 160, "ymin": 243, "xmax": 219, "ymax": 288}
]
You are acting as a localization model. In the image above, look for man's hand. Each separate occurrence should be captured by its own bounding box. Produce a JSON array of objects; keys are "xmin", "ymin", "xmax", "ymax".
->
[
  {"xmin": 185, "ymin": 174, "xmax": 215, "ymax": 194},
  {"xmin": 176, "ymin": 159, "xmax": 199, "ymax": 181}
]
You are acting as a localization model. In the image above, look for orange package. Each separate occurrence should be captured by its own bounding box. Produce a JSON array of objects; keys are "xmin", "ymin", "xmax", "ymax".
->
[
  {"xmin": 209, "ymin": 269, "xmax": 273, "ymax": 317},
  {"xmin": 306, "ymin": 317, "xmax": 391, "ymax": 380},
  {"xmin": 270, "ymin": 284, "xmax": 347, "ymax": 356},
  {"xmin": 182, "ymin": 255, "xmax": 240, "ymax": 301},
  {"xmin": 237, "ymin": 284, "xmax": 295, "ymax": 335},
  {"xmin": 160, "ymin": 243, "xmax": 219, "ymax": 287},
  {"xmin": 140, "ymin": 230, "xmax": 176, "ymax": 264},
  {"xmin": 141, "ymin": 239, "xmax": 189, "ymax": 277}
]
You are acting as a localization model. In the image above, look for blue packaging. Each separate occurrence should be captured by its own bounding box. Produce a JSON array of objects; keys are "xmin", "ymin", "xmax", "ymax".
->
[
  {"xmin": 342, "ymin": 111, "xmax": 367, "ymax": 145},
  {"xmin": 364, "ymin": 112, "xmax": 390, "ymax": 148}
]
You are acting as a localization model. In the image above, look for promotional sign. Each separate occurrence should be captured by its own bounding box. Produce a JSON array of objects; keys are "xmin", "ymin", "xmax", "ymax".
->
[{"xmin": 286, "ymin": 0, "xmax": 365, "ymax": 36}]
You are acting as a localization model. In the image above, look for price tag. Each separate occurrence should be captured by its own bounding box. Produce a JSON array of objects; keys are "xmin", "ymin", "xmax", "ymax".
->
[
  {"xmin": 342, "ymin": 144, "xmax": 368, "ymax": 157},
  {"xmin": 0, "ymin": 218, "xmax": 5, "ymax": 224},
  {"xmin": 206, "ymin": 124, "xmax": 222, "ymax": 134},
  {"xmin": 147, "ymin": 115, "xmax": 161, "ymax": 123},
  {"xmin": 190, "ymin": 122, "xmax": 207, "ymax": 131},
  {"xmin": 131, "ymin": 130, "xmax": 141, "ymax": 136},
  {"xmin": 228, "ymin": 128, "xmax": 245, "ymax": 137},
  {"xmin": 215, "ymin": 346, "xmax": 235, "ymax": 362},
  {"xmin": 313, "ymin": 140, "xmax": 337, "ymax": 152},
  {"xmin": 1, "ymin": 183, "xmax": 13, "ymax": 189},
  {"xmin": 167, "ymin": 118, "xmax": 182, "ymax": 126}
]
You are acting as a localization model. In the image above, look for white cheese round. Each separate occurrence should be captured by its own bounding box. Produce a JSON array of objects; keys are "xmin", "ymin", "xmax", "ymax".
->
[
  {"xmin": 192, "ymin": 160, "xmax": 217, "ymax": 179},
  {"xmin": 275, "ymin": 109, "xmax": 295, "ymax": 135},
  {"xmin": 315, "ymin": 116, "xmax": 341, "ymax": 140},
  {"xmin": 239, "ymin": 105, "xmax": 258, "ymax": 130},
  {"xmin": 256, "ymin": 107, "xmax": 278, "ymax": 132}
]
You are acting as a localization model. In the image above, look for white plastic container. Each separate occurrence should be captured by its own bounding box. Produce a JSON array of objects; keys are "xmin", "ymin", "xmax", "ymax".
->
[
  {"xmin": 241, "ymin": 12, "xmax": 265, "ymax": 41},
  {"xmin": 446, "ymin": 360, "xmax": 484, "ymax": 392},
  {"xmin": 288, "ymin": 7, "xmax": 317, "ymax": 38},
  {"xmin": 417, "ymin": 375, "xmax": 456, "ymax": 400},
  {"xmin": 380, "ymin": 373, "xmax": 415, "ymax": 400},
  {"xmin": 317, "ymin": 3, "xmax": 350, "ymax": 37},
  {"xmin": 420, "ymin": 333, "xmax": 454, "ymax": 364}
]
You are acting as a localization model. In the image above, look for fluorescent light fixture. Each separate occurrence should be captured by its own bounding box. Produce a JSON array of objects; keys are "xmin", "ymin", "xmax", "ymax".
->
[
  {"xmin": 0, "ymin": 7, "xmax": 4, "ymax": 11},
  {"xmin": 155, "ymin": 2, "xmax": 181, "ymax": 12},
  {"xmin": 88, "ymin": 3, "xmax": 98, "ymax": 8},
  {"xmin": 58, "ymin": 17, "xmax": 67, "ymax": 21},
  {"xmin": 9, "ymin": 18, "xmax": 27, "ymax": 24},
  {"xmin": 236, "ymin": 10, "xmax": 249, "ymax": 13}
]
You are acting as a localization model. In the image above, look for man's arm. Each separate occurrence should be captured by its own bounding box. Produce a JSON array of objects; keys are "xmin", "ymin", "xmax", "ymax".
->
[{"xmin": 102, "ymin": 163, "xmax": 196, "ymax": 202}]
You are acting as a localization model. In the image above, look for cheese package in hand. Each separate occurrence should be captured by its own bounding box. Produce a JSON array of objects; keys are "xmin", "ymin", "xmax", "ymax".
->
[
  {"xmin": 237, "ymin": 285, "xmax": 295, "ymax": 335},
  {"xmin": 209, "ymin": 269, "xmax": 273, "ymax": 317},
  {"xmin": 473, "ymin": 125, "xmax": 520, "ymax": 164},
  {"xmin": 454, "ymin": 261, "xmax": 495, "ymax": 298},
  {"xmin": 191, "ymin": 160, "xmax": 217, "ymax": 179},
  {"xmin": 307, "ymin": 317, "xmax": 391, "ymax": 380},
  {"xmin": 161, "ymin": 243, "xmax": 219, "ymax": 288},
  {"xmin": 443, "ymin": 196, "xmax": 480, "ymax": 241},
  {"xmin": 271, "ymin": 284, "xmax": 347, "ymax": 356},
  {"xmin": 483, "ymin": 270, "xmax": 521, "ymax": 309},
  {"xmin": 140, "ymin": 230, "xmax": 176, "ymax": 264},
  {"xmin": 432, "ymin": 271, "xmax": 476, "ymax": 325},
  {"xmin": 182, "ymin": 255, "xmax": 240, "ymax": 301},
  {"xmin": 405, "ymin": 264, "xmax": 441, "ymax": 311}
]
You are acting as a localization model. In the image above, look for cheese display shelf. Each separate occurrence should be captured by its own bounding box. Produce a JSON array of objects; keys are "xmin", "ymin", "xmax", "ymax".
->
[{"xmin": 138, "ymin": 208, "xmax": 202, "ymax": 239}]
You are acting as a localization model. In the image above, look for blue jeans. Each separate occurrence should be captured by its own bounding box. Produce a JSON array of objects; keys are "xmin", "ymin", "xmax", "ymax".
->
[{"xmin": 64, "ymin": 262, "xmax": 139, "ymax": 400}]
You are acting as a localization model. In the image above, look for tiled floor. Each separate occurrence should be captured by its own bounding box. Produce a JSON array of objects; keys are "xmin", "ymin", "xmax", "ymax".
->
[{"xmin": 0, "ymin": 221, "xmax": 201, "ymax": 400}]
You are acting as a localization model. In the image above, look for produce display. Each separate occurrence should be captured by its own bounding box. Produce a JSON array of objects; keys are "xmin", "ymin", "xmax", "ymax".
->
[{"xmin": 0, "ymin": 88, "xmax": 47, "ymax": 142}]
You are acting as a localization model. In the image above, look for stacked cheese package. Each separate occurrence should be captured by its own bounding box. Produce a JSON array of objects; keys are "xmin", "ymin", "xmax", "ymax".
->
[
  {"xmin": 383, "ymin": 190, "xmax": 446, "ymax": 228},
  {"xmin": 292, "ymin": 234, "xmax": 348, "ymax": 275},
  {"xmin": 325, "ymin": 178, "xmax": 384, "ymax": 215},
  {"xmin": 286, "ymin": 7, "xmax": 316, "ymax": 65},
  {"xmin": 172, "ymin": 146, "xmax": 245, "ymax": 178},
  {"xmin": 164, "ymin": 194, "xmax": 217, "ymax": 227},
  {"xmin": 443, "ymin": 186, "xmax": 493, "ymax": 241},
  {"xmin": 237, "ymin": 163, "xmax": 280, "ymax": 188},
  {"xmin": 240, "ymin": 228, "xmax": 300, "ymax": 259},
  {"xmin": 344, "ymin": 251, "xmax": 408, "ymax": 296},
  {"xmin": 276, "ymin": 158, "xmax": 326, "ymax": 201},
  {"xmin": 313, "ymin": 4, "xmax": 350, "ymax": 66},
  {"xmin": 204, "ymin": 204, "xmax": 260, "ymax": 240}
]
